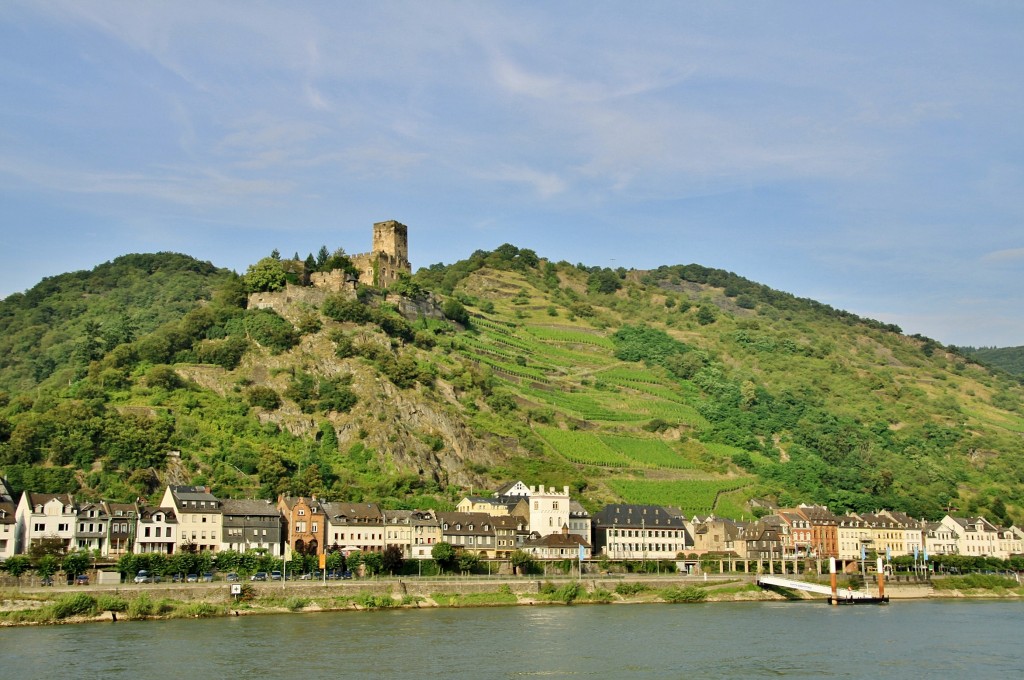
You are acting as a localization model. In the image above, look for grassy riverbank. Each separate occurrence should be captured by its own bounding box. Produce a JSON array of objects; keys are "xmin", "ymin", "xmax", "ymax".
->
[{"xmin": 2, "ymin": 576, "xmax": 1020, "ymax": 627}]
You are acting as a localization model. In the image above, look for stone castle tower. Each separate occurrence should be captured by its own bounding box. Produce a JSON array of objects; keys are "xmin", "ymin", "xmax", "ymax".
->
[{"xmin": 352, "ymin": 219, "xmax": 411, "ymax": 288}]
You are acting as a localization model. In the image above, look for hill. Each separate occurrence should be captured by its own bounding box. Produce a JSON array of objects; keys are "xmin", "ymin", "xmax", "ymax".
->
[
  {"xmin": 960, "ymin": 346, "xmax": 1024, "ymax": 378},
  {"xmin": 1, "ymin": 246, "xmax": 1023, "ymax": 526}
]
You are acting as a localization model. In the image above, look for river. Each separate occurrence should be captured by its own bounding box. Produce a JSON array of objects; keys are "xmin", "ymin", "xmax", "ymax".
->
[{"xmin": 2, "ymin": 600, "xmax": 1022, "ymax": 678}]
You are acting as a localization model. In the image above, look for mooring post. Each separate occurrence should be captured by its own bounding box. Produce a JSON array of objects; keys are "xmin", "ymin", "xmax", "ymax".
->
[
  {"xmin": 830, "ymin": 557, "xmax": 838, "ymax": 606},
  {"xmin": 876, "ymin": 557, "xmax": 885, "ymax": 600}
]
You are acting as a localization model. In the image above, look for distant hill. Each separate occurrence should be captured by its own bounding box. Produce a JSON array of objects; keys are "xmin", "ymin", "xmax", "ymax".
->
[
  {"xmin": 2, "ymin": 245, "xmax": 1022, "ymax": 527},
  {"xmin": 961, "ymin": 346, "xmax": 1024, "ymax": 377}
]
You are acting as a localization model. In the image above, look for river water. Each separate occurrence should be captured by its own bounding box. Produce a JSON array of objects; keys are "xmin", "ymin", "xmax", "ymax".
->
[{"xmin": 2, "ymin": 600, "xmax": 1022, "ymax": 678}]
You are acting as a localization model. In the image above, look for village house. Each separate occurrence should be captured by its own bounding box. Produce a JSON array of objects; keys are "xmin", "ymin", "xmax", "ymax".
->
[
  {"xmin": 105, "ymin": 502, "xmax": 138, "ymax": 558},
  {"xmin": 135, "ymin": 506, "xmax": 177, "ymax": 554},
  {"xmin": 277, "ymin": 495, "xmax": 327, "ymax": 557},
  {"xmin": 321, "ymin": 501, "xmax": 384, "ymax": 554},
  {"xmin": 15, "ymin": 492, "xmax": 78, "ymax": 555},
  {"xmin": 74, "ymin": 501, "xmax": 111, "ymax": 554},
  {"xmin": 381, "ymin": 509, "xmax": 440, "ymax": 560},
  {"xmin": 161, "ymin": 486, "xmax": 223, "ymax": 553},
  {"xmin": 0, "ymin": 479, "xmax": 17, "ymax": 560},
  {"xmin": 690, "ymin": 515, "xmax": 748, "ymax": 559},
  {"xmin": 522, "ymin": 524, "xmax": 592, "ymax": 561},
  {"xmin": 591, "ymin": 504, "xmax": 690, "ymax": 560},
  {"xmin": 922, "ymin": 520, "xmax": 957, "ymax": 558},
  {"xmin": 221, "ymin": 499, "xmax": 285, "ymax": 556},
  {"xmin": 941, "ymin": 515, "xmax": 1001, "ymax": 557}
]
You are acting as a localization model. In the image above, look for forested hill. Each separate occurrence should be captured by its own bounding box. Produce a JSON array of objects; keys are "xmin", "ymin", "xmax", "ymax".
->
[
  {"xmin": 961, "ymin": 346, "xmax": 1024, "ymax": 378},
  {"xmin": 1, "ymin": 246, "xmax": 1023, "ymax": 527},
  {"xmin": 0, "ymin": 253, "xmax": 236, "ymax": 393}
]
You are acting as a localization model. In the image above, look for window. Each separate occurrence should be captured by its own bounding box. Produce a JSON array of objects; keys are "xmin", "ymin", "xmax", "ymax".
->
[
  {"xmin": 312, "ymin": 523, "xmax": 318, "ymax": 533},
  {"xmin": 145, "ymin": 527, "xmax": 151, "ymax": 537},
  {"xmin": 58, "ymin": 523, "xmax": 69, "ymax": 532},
  {"xmin": 298, "ymin": 509, "xmax": 305, "ymax": 516},
  {"xmin": 155, "ymin": 527, "xmax": 162, "ymax": 538}
]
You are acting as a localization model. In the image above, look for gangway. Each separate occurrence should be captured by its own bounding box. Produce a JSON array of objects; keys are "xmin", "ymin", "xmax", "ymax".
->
[
  {"xmin": 757, "ymin": 575, "xmax": 833, "ymax": 595},
  {"xmin": 757, "ymin": 575, "xmax": 886, "ymax": 602}
]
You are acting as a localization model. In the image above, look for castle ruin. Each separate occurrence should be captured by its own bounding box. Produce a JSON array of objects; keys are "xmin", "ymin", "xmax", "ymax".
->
[{"xmin": 309, "ymin": 219, "xmax": 411, "ymax": 291}]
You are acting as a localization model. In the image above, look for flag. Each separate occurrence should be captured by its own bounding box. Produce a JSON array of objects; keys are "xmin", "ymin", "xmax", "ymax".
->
[
  {"xmin": 886, "ymin": 546, "xmax": 891, "ymax": 562},
  {"xmin": 923, "ymin": 546, "xmax": 929, "ymax": 562},
  {"xmin": 860, "ymin": 543, "xmax": 866, "ymax": 560},
  {"xmin": 579, "ymin": 543, "xmax": 586, "ymax": 562},
  {"xmin": 914, "ymin": 545, "xmax": 919, "ymax": 561}
]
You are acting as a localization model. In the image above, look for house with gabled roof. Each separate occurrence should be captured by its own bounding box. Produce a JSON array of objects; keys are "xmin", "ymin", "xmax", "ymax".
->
[
  {"xmin": 278, "ymin": 495, "xmax": 327, "ymax": 557},
  {"xmin": 0, "ymin": 498, "xmax": 16, "ymax": 561},
  {"xmin": 135, "ymin": 506, "xmax": 177, "ymax": 554},
  {"xmin": 161, "ymin": 486, "xmax": 223, "ymax": 553},
  {"xmin": 522, "ymin": 524, "xmax": 592, "ymax": 560},
  {"xmin": 437, "ymin": 511, "xmax": 527, "ymax": 558},
  {"xmin": 221, "ymin": 499, "xmax": 285, "ymax": 556},
  {"xmin": 321, "ymin": 501, "xmax": 384, "ymax": 555},
  {"xmin": 105, "ymin": 501, "xmax": 138, "ymax": 558},
  {"xmin": 941, "ymin": 515, "xmax": 1001, "ymax": 557},
  {"xmin": 75, "ymin": 501, "xmax": 111, "ymax": 554},
  {"xmin": 382, "ymin": 509, "xmax": 439, "ymax": 559},
  {"xmin": 15, "ymin": 492, "xmax": 78, "ymax": 555}
]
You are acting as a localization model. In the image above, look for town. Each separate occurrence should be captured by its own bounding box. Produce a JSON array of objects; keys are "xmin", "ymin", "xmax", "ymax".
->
[{"xmin": 2, "ymin": 476, "xmax": 1022, "ymax": 583}]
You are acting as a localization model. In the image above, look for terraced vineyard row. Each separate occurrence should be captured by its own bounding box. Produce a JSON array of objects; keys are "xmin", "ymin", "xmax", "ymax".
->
[
  {"xmin": 519, "ymin": 385, "xmax": 651, "ymax": 422},
  {"xmin": 608, "ymin": 478, "xmax": 751, "ymax": 515},
  {"xmin": 535, "ymin": 426, "xmax": 633, "ymax": 467},
  {"xmin": 598, "ymin": 434, "xmax": 694, "ymax": 469},
  {"xmin": 523, "ymin": 326, "xmax": 617, "ymax": 349}
]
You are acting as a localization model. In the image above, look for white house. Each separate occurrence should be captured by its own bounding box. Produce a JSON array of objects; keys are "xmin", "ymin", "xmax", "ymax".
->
[{"xmin": 15, "ymin": 493, "xmax": 78, "ymax": 555}]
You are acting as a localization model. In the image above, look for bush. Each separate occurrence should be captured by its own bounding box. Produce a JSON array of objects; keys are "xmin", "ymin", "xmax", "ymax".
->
[
  {"xmin": 660, "ymin": 585, "xmax": 708, "ymax": 603},
  {"xmin": 615, "ymin": 582, "xmax": 651, "ymax": 596},
  {"xmin": 96, "ymin": 594, "xmax": 129, "ymax": 612},
  {"xmin": 128, "ymin": 594, "xmax": 154, "ymax": 618},
  {"xmin": 244, "ymin": 309, "xmax": 299, "ymax": 353},
  {"xmin": 50, "ymin": 593, "xmax": 97, "ymax": 619},
  {"xmin": 246, "ymin": 386, "xmax": 281, "ymax": 410}
]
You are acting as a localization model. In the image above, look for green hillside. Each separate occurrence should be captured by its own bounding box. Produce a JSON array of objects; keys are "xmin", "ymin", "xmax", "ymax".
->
[{"xmin": 2, "ymin": 247, "xmax": 1023, "ymax": 526}]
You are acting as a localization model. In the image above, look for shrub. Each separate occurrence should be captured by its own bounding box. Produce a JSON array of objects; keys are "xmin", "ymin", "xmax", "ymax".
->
[
  {"xmin": 615, "ymin": 582, "xmax": 651, "ymax": 596},
  {"xmin": 660, "ymin": 585, "xmax": 708, "ymax": 603},
  {"xmin": 51, "ymin": 593, "xmax": 97, "ymax": 619},
  {"xmin": 246, "ymin": 386, "xmax": 281, "ymax": 410},
  {"xmin": 284, "ymin": 596, "xmax": 310, "ymax": 611},
  {"xmin": 128, "ymin": 594, "xmax": 154, "ymax": 618},
  {"xmin": 96, "ymin": 594, "xmax": 129, "ymax": 612}
]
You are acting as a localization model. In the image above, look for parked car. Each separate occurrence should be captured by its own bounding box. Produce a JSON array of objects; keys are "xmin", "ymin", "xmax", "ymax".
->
[
  {"xmin": 41, "ymin": 576, "xmax": 54, "ymax": 587},
  {"xmin": 186, "ymin": 573, "xmax": 199, "ymax": 583},
  {"xmin": 226, "ymin": 572, "xmax": 240, "ymax": 582},
  {"xmin": 298, "ymin": 572, "xmax": 312, "ymax": 580},
  {"xmin": 75, "ymin": 574, "xmax": 89, "ymax": 586},
  {"xmin": 134, "ymin": 570, "xmax": 153, "ymax": 584},
  {"xmin": 251, "ymin": 571, "xmax": 268, "ymax": 581},
  {"xmin": 341, "ymin": 570, "xmax": 353, "ymax": 580},
  {"xmin": 202, "ymin": 572, "xmax": 214, "ymax": 582},
  {"xmin": 171, "ymin": 573, "xmax": 183, "ymax": 583},
  {"xmin": 270, "ymin": 570, "xmax": 282, "ymax": 581}
]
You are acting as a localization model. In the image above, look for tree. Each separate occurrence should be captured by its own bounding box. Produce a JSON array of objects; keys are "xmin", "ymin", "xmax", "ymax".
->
[
  {"xmin": 62, "ymin": 550, "xmax": 92, "ymax": 578},
  {"xmin": 457, "ymin": 550, "xmax": 481, "ymax": 574},
  {"xmin": 36, "ymin": 554, "xmax": 59, "ymax": 579},
  {"xmin": 431, "ymin": 542, "xmax": 457, "ymax": 574},
  {"xmin": 442, "ymin": 298, "xmax": 470, "ymax": 325},
  {"xmin": 362, "ymin": 551, "xmax": 384, "ymax": 576},
  {"xmin": 3, "ymin": 554, "xmax": 31, "ymax": 583},
  {"xmin": 244, "ymin": 257, "xmax": 287, "ymax": 293},
  {"xmin": 510, "ymin": 549, "xmax": 535, "ymax": 575},
  {"xmin": 382, "ymin": 545, "xmax": 405, "ymax": 575}
]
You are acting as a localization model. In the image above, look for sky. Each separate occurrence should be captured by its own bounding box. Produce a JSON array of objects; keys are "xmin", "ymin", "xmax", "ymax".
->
[{"xmin": 1, "ymin": 2, "xmax": 1022, "ymax": 348}]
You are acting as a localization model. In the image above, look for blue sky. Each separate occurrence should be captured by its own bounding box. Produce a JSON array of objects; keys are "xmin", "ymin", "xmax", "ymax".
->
[{"xmin": 1, "ymin": 2, "xmax": 1022, "ymax": 347}]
